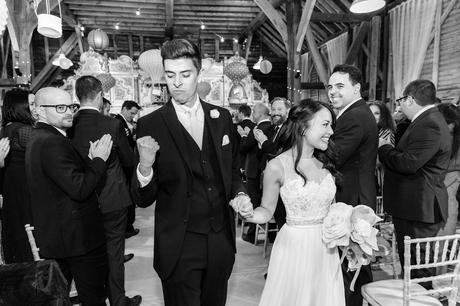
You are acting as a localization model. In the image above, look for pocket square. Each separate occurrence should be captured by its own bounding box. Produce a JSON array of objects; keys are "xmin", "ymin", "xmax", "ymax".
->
[{"xmin": 222, "ymin": 134, "xmax": 230, "ymax": 146}]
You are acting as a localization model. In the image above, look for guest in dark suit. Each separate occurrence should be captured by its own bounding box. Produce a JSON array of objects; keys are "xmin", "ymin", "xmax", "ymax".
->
[
  {"xmin": 254, "ymin": 97, "xmax": 291, "ymax": 229},
  {"xmin": 379, "ymin": 80, "xmax": 451, "ymax": 286},
  {"xmin": 134, "ymin": 39, "xmax": 247, "ymax": 306},
  {"xmin": 238, "ymin": 103, "xmax": 271, "ymax": 243},
  {"xmin": 115, "ymin": 100, "xmax": 141, "ymax": 239},
  {"xmin": 327, "ymin": 64, "xmax": 378, "ymax": 306},
  {"xmin": 235, "ymin": 104, "xmax": 255, "ymax": 177},
  {"xmin": 25, "ymin": 87, "xmax": 113, "ymax": 305},
  {"xmin": 68, "ymin": 76, "xmax": 141, "ymax": 306}
]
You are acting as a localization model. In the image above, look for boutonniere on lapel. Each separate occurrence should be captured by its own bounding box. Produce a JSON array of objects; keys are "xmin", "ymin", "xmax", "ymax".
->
[
  {"xmin": 210, "ymin": 109, "xmax": 220, "ymax": 119},
  {"xmin": 222, "ymin": 134, "xmax": 230, "ymax": 146}
]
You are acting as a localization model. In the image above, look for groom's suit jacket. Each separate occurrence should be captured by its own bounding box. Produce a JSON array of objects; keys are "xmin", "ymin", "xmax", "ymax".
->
[
  {"xmin": 332, "ymin": 99, "xmax": 378, "ymax": 209},
  {"xmin": 134, "ymin": 100, "xmax": 245, "ymax": 279},
  {"xmin": 379, "ymin": 107, "xmax": 451, "ymax": 223}
]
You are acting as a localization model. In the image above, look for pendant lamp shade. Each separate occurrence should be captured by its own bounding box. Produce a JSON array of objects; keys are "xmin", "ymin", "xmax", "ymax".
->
[
  {"xmin": 253, "ymin": 56, "xmax": 263, "ymax": 70},
  {"xmin": 52, "ymin": 53, "xmax": 73, "ymax": 70},
  {"xmin": 350, "ymin": 0, "xmax": 385, "ymax": 14}
]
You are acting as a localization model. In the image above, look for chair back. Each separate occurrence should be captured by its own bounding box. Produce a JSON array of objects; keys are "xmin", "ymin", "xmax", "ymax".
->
[{"xmin": 403, "ymin": 234, "xmax": 460, "ymax": 306}]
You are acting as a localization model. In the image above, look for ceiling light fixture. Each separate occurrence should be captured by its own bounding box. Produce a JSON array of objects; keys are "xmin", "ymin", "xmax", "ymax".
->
[
  {"xmin": 136, "ymin": 8, "xmax": 141, "ymax": 16},
  {"xmin": 350, "ymin": 0, "xmax": 385, "ymax": 14},
  {"xmin": 80, "ymin": 25, "xmax": 85, "ymax": 31},
  {"xmin": 220, "ymin": 36, "xmax": 224, "ymax": 43},
  {"xmin": 114, "ymin": 23, "xmax": 120, "ymax": 30},
  {"xmin": 253, "ymin": 56, "xmax": 262, "ymax": 70},
  {"xmin": 233, "ymin": 38, "xmax": 238, "ymax": 43},
  {"xmin": 52, "ymin": 53, "xmax": 73, "ymax": 70},
  {"xmin": 200, "ymin": 21, "xmax": 205, "ymax": 30}
]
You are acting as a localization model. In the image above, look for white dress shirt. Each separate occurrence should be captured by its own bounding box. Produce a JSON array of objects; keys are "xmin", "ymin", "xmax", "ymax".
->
[
  {"xmin": 336, "ymin": 97, "xmax": 362, "ymax": 119},
  {"xmin": 411, "ymin": 104, "xmax": 436, "ymax": 122},
  {"xmin": 137, "ymin": 95, "xmax": 204, "ymax": 187}
]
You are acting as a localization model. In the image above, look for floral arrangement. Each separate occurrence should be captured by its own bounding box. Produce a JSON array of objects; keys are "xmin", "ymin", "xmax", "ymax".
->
[{"xmin": 322, "ymin": 202, "xmax": 382, "ymax": 291}]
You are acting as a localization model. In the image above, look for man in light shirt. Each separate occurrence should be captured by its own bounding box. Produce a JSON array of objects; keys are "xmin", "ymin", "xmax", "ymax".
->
[
  {"xmin": 134, "ymin": 38, "xmax": 248, "ymax": 306},
  {"xmin": 378, "ymin": 79, "xmax": 451, "ymax": 287},
  {"xmin": 327, "ymin": 64, "xmax": 378, "ymax": 306}
]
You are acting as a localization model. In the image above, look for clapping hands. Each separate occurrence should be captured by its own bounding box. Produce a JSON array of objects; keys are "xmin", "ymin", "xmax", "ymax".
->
[
  {"xmin": 89, "ymin": 134, "xmax": 113, "ymax": 161},
  {"xmin": 230, "ymin": 193, "xmax": 254, "ymax": 219},
  {"xmin": 0, "ymin": 137, "xmax": 10, "ymax": 165},
  {"xmin": 253, "ymin": 128, "xmax": 268, "ymax": 145},
  {"xmin": 237, "ymin": 125, "xmax": 251, "ymax": 137}
]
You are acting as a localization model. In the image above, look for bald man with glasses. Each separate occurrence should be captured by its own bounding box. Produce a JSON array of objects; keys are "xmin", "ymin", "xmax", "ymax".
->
[{"xmin": 25, "ymin": 87, "xmax": 113, "ymax": 305}]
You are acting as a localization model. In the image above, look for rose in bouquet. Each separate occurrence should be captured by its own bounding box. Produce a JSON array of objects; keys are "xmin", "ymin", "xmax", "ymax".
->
[
  {"xmin": 322, "ymin": 203, "xmax": 381, "ymax": 291},
  {"xmin": 322, "ymin": 202, "xmax": 353, "ymax": 248}
]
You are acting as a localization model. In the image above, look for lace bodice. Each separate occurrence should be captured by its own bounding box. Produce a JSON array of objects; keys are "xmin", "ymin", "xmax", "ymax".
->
[{"xmin": 277, "ymin": 153, "xmax": 336, "ymax": 225}]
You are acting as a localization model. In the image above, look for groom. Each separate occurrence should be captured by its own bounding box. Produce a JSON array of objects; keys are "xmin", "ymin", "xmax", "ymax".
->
[{"xmin": 134, "ymin": 39, "xmax": 248, "ymax": 306}]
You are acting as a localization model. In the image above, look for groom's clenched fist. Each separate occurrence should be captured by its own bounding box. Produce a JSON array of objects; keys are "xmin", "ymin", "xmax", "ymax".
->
[{"xmin": 137, "ymin": 136, "xmax": 160, "ymax": 176}]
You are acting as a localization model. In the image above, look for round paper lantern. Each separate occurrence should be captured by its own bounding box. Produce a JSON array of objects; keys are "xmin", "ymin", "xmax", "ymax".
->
[
  {"xmin": 260, "ymin": 59, "xmax": 272, "ymax": 74},
  {"xmin": 197, "ymin": 81, "xmax": 211, "ymax": 100},
  {"xmin": 138, "ymin": 49, "xmax": 164, "ymax": 84},
  {"xmin": 87, "ymin": 29, "xmax": 109, "ymax": 51},
  {"xmin": 223, "ymin": 61, "xmax": 249, "ymax": 82}
]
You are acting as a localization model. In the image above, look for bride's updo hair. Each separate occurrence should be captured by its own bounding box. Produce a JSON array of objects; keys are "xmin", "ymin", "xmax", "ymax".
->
[{"xmin": 277, "ymin": 99, "xmax": 340, "ymax": 184}]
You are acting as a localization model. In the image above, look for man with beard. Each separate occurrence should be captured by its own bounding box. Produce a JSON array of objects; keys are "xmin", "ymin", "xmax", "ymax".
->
[
  {"xmin": 254, "ymin": 97, "xmax": 291, "ymax": 229},
  {"xmin": 327, "ymin": 64, "xmax": 378, "ymax": 306}
]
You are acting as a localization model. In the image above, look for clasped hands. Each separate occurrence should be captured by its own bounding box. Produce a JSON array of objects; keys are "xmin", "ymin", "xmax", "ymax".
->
[{"xmin": 230, "ymin": 194, "xmax": 254, "ymax": 219}]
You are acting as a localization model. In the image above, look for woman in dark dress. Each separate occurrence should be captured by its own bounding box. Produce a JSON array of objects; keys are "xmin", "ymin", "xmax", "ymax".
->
[{"xmin": 0, "ymin": 88, "xmax": 35, "ymax": 263}]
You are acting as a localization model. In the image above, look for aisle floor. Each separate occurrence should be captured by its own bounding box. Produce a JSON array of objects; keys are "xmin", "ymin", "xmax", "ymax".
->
[{"xmin": 124, "ymin": 205, "xmax": 267, "ymax": 306}]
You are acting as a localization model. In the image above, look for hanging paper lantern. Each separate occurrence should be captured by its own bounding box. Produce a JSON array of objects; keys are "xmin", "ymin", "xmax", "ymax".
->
[
  {"xmin": 34, "ymin": 0, "xmax": 63, "ymax": 38},
  {"xmin": 138, "ymin": 49, "xmax": 164, "ymax": 84},
  {"xmin": 223, "ymin": 61, "xmax": 249, "ymax": 82},
  {"xmin": 96, "ymin": 73, "xmax": 116, "ymax": 92},
  {"xmin": 260, "ymin": 59, "xmax": 273, "ymax": 74},
  {"xmin": 197, "ymin": 81, "xmax": 211, "ymax": 100},
  {"xmin": 87, "ymin": 29, "xmax": 109, "ymax": 51}
]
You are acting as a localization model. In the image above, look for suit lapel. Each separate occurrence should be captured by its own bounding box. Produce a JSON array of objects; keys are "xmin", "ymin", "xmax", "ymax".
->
[
  {"xmin": 160, "ymin": 102, "xmax": 193, "ymax": 174},
  {"xmin": 201, "ymin": 101, "xmax": 227, "ymax": 192},
  {"xmin": 397, "ymin": 107, "xmax": 437, "ymax": 147}
]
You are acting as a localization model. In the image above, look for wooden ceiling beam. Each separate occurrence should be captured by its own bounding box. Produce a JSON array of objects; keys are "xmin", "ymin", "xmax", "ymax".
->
[
  {"xmin": 345, "ymin": 21, "xmax": 370, "ymax": 65},
  {"xmin": 254, "ymin": 0, "xmax": 288, "ymax": 49},
  {"xmin": 175, "ymin": 0, "xmax": 258, "ymax": 7},
  {"xmin": 296, "ymin": 0, "xmax": 316, "ymax": 52},
  {"xmin": 240, "ymin": 0, "xmax": 284, "ymax": 41},
  {"xmin": 31, "ymin": 33, "xmax": 78, "ymax": 92},
  {"xmin": 310, "ymin": 13, "xmax": 369, "ymax": 23},
  {"xmin": 60, "ymin": 2, "xmax": 78, "ymax": 27},
  {"xmin": 257, "ymin": 32, "xmax": 286, "ymax": 58},
  {"xmin": 305, "ymin": 26, "xmax": 328, "ymax": 85},
  {"xmin": 165, "ymin": 0, "xmax": 174, "ymax": 39}
]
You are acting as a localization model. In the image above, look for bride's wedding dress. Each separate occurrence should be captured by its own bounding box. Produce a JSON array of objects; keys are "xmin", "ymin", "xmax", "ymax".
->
[{"xmin": 259, "ymin": 153, "xmax": 345, "ymax": 306}]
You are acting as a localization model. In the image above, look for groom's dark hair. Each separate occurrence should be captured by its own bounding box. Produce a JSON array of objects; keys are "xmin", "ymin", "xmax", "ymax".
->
[{"xmin": 161, "ymin": 39, "xmax": 202, "ymax": 72}]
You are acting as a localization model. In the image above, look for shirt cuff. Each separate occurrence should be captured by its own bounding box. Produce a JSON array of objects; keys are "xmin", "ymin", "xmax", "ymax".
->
[{"xmin": 137, "ymin": 163, "xmax": 153, "ymax": 187}]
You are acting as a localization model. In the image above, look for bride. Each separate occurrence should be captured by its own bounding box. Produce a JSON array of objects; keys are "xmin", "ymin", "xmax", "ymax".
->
[{"xmin": 238, "ymin": 99, "xmax": 345, "ymax": 306}]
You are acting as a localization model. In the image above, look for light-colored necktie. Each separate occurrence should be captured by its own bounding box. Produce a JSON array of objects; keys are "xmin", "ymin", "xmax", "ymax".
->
[{"xmin": 184, "ymin": 109, "xmax": 202, "ymax": 150}]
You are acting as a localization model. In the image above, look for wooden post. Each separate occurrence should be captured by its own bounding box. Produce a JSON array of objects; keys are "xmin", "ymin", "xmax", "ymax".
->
[
  {"xmin": 214, "ymin": 38, "xmax": 220, "ymax": 61},
  {"xmin": 368, "ymin": 16, "xmax": 381, "ymax": 101},
  {"xmin": 139, "ymin": 35, "xmax": 144, "ymax": 53},
  {"xmin": 286, "ymin": 0, "xmax": 301, "ymax": 103},
  {"xmin": 128, "ymin": 34, "xmax": 134, "ymax": 58},
  {"xmin": 245, "ymin": 33, "xmax": 253, "ymax": 61},
  {"xmin": 432, "ymin": 0, "xmax": 442, "ymax": 88},
  {"xmin": 381, "ymin": 10, "xmax": 390, "ymax": 104},
  {"xmin": 112, "ymin": 34, "xmax": 118, "ymax": 58}
]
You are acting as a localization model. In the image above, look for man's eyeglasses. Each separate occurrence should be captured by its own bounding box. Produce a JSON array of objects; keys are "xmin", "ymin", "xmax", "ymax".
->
[
  {"xmin": 40, "ymin": 104, "xmax": 80, "ymax": 113},
  {"xmin": 395, "ymin": 95, "xmax": 409, "ymax": 106}
]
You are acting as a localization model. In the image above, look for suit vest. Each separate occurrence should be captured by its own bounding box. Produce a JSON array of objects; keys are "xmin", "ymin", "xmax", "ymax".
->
[{"xmin": 180, "ymin": 120, "xmax": 228, "ymax": 233}]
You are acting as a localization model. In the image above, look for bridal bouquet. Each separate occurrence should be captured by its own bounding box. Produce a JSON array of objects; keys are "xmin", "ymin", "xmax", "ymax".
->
[{"xmin": 322, "ymin": 203, "xmax": 382, "ymax": 291}]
